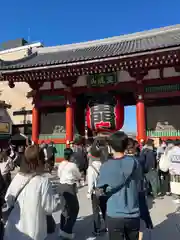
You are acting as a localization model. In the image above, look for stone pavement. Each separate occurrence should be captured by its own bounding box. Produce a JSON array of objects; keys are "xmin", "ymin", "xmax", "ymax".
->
[{"xmin": 48, "ymin": 185, "xmax": 180, "ymax": 240}]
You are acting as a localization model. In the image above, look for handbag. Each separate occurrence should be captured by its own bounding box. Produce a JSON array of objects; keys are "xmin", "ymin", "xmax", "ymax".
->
[{"xmin": 1, "ymin": 174, "xmax": 36, "ymax": 223}]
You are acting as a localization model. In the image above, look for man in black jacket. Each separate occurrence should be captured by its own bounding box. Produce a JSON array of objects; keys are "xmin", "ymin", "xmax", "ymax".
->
[{"xmin": 140, "ymin": 139, "xmax": 160, "ymax": 198}]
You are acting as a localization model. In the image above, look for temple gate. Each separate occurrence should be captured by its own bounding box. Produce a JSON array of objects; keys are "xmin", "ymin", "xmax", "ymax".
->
[{"xmin": 1, "ymin": 25, "xmax": 180, "ymax": 161}]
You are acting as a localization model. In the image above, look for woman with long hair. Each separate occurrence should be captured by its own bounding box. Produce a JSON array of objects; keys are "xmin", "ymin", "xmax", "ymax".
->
[
  {"xmin": 58, "ymin": 148, "xmax": 81, "ymax": 239},
  {"xmin": 4, "ymin": 144, "xmax": 62, "ymax": 240}
]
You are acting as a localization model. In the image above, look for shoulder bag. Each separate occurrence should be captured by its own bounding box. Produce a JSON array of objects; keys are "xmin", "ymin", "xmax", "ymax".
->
[
  {"xmin": 2, "ymin": 174, "xmax": 36, "ymax": 223},
  {"xmin": 95, "ymin": 158, "xmax": 137, "ymax": 199},
  {"xmin": 91, "ymin": 164, "xmax": 100, "ymax": 176}
]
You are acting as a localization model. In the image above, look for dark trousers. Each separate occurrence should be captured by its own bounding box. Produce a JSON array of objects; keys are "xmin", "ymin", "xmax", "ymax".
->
[
  {"xmin": 91, "ymin": 194, "xmax": 107, "ymax": 232},
  {"xmin": 46, "ymin": 156, "xmax": 55, "ymax": 173},
  {"xmin": 46, "ymin": 215, "xmax": 56, "ymax": 234},
  {"xmin": 60, "ymin": 184, "xmax": 79, "ymax": 234},
  {"xmin": 146, "ymin": 169, "xmax": 159, "ymax": 197},
  {"xmin": 0, "ymin": 220, "xmax": 4, "ymax": 240},
  {"xmin": 107, "ymin": 217, "xmax": 140, "ymax": 240},
  {"xmin": 159, "ymin": 170, "xmax": 170, "ymax": 194},
  {"xmin": 3, "ymin": 172, "xmax": 11, "ymax": 193},
  {"xmin": 139, "ymin": 191, "xmax": 153, "ymax": 229}
]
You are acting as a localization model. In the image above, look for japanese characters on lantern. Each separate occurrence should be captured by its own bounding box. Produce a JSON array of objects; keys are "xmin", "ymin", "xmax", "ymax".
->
[{"xmin": 86, "ymin": 93, "xmax": 124, "ymax": 133}]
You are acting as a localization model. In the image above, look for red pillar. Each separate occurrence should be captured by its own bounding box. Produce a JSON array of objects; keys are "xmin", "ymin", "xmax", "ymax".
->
[
  {"xmin": 136, "ymin": 96, "xmax": 146, "ymax": 142},
  {"xmin": 66, "ymin": 95, "xmax": 74, "ymax": 148},
  {"xmin": 32, "ymin": 106, "xmax": 39, "ymax": 144}
]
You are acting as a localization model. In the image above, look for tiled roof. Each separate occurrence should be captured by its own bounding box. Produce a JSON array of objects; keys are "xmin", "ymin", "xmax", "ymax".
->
[{"xmin": 1, "ymin": 25, "xmax": 180, "ymax": 70}]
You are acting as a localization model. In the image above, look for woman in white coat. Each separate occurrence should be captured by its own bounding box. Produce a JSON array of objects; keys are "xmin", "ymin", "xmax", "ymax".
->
[{"xmin": 4, "ymin": 144, "xmax": 62, "ymax": 240}]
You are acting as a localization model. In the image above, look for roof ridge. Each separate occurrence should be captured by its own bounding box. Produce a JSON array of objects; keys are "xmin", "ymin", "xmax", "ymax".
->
[
  {"xmin": 37, "ymin": 24, "xmax": 180, "ymax": 54},
  {"xmin": 0, "ymin": 42, "xmax": 43, "ymax": 55}
]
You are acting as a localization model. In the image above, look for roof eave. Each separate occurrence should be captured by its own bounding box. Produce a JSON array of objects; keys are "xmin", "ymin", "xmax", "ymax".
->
[{"xmin": 1, "ymin": 45, "xmax": 180, "ymax": 74}]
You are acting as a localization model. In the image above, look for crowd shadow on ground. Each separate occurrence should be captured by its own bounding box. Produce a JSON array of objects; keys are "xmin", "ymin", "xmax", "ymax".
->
[
  {"xmin": 73, "ymin": 212, "xmax": 180, "ymax": 240},
  {"xmin": 74, "ymin": 214, "xmax": 109, "ymax": 240},
  {"xmin": 48, "ymin": 213, "xmax": 108, "ymax": 240},
  {"xmin": 143, "ymin": 212, "xmax": 180, "ymax": 240},
  {"xmin": 73, "ymin": 197, "xmax": 180, "ymax": 240},
  {"xmin": 49, "ymin": 211, "xmax": 180, "ymax": 240},
  {"xmin": 147, "ymin": 196, "xmax": 154, "ymax": 210}
]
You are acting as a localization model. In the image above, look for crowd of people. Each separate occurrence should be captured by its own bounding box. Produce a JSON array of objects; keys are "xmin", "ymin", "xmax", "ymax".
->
[{"xmin": 0, "ymin": 132, "xmax": 180, "ymax": 240}]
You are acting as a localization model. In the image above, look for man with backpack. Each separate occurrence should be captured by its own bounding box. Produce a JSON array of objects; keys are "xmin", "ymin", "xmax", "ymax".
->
[{"xmin": 140, "ymin": 139, "xmax": 160, "ymax": 198}]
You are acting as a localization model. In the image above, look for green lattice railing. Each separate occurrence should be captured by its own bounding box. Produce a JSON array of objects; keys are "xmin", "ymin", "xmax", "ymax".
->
[
  {"xmin": 145, "ymin": 84, "xmax": 180, "ymax": 93},
  {"xmin": 39, "ymin": 134, "xmax": 66, "ymax": 160},
  {"xmin": 39, "ymin": 134, "xmax": 66, "ymax": 139},
  {"xmin": 40, "ymin": 95, "xmax": 65, "ymax": 101},
  {"xmin": 147, "ymin": 130, "xmax": 180, "ymax": 137},
  {"xmin": 54, "ymin": 144, "xmax": 66, "ymax": 158}
]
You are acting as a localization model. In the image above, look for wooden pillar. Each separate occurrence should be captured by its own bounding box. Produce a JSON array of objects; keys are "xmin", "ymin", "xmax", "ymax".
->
[
  {"xmin": 66, "ymin": 94, "xmax": 74, "ymax": 147},
  {"xmin": 32, "ymin": 106, "xmax": 39, "ymax": 144},
  {"xmin": 136, "ymin": 95, "xmax": 146, "ymax": 142}
]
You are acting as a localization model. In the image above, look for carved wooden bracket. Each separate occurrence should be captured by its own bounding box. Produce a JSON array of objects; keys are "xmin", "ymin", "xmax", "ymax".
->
[
  {"xmin": 174, "ymin": 65, "xmax": 180, "ymax": 73},
  {"xmin": 27, "ymin": 80, "xmax": 44, "ymax": 90},
  {"xmin": 61, "ymin": 77, "xmax": 78, "ymax": 87},
  {"xmin": 129, "ymin": 68, "xmax": 148, "ymax": 82},
  {"xmin": 8, "ymin": 80, "xmax": 15, "ymax": 88}
]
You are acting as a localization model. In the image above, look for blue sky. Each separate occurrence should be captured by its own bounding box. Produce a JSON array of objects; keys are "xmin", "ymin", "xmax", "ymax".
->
[{"xmin": 1, "ymin": 0, "xmax": 180, "ymax": 131}]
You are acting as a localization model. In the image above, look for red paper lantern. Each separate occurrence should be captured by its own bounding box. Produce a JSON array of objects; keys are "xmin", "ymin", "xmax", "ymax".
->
[{"xmin": 86, "ymin": 94, "xmax": 124, "ymax": 133}]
